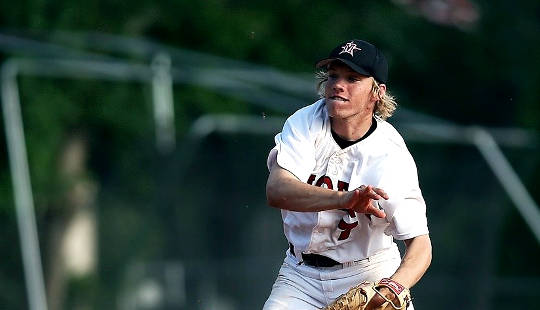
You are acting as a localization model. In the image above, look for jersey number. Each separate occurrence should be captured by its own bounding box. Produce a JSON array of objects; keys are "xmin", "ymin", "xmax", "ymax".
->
[{"xmin": 307, "ymin": 174, "xmax": 358, "ymax": 240}]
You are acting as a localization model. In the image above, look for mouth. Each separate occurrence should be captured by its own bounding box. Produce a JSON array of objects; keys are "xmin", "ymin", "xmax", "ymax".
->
[{"xmin": 327, "ymin": 95, "xmax": 348, "ymax": 102}]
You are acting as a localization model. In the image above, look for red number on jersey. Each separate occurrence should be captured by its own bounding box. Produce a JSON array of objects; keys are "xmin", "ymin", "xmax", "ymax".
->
[
  {"xmin": 307, "ymin": 174, "xmax": 358, "ymax": 240},
  {"xmin": 337, "ymin": 219, "xmax": 358, "ymax": 240}
]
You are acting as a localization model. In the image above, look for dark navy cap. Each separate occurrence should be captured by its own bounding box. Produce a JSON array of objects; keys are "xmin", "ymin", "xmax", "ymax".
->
[{"xmin": 316, "ymin": 39, "xmax": 388, "ymax": 84}]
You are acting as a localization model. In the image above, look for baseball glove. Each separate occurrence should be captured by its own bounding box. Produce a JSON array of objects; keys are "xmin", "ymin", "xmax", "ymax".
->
[{"xmin": 321, "ymin": 278, "xmax": 411, "ymax": 310}]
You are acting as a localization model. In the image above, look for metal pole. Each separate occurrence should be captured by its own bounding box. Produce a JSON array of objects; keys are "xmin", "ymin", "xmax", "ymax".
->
[
  {"xmin": 1, "ymin": 60, "xmax": 48, "ymax": 310},
  {"xmin": 469, "ymin": 127, "xmax": 540, "ymax": 244},
  {"xmin": 151, "ymin": 53, "xmax": 176, "ymax": 154}
]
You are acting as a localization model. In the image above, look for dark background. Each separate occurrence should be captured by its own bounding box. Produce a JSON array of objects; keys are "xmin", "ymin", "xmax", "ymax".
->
[{"xmin": 0, "ymin": 1, "xmax": 539, "ymax": 309}]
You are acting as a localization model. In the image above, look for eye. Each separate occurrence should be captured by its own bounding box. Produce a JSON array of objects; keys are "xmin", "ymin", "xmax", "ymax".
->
[
  {"xmin": 347, "ymin": 76, "xmax": 360, "ymax": 82},
  {"xmin": 328, "ymin": 73, "xmax": 338, "ymax": 80}
]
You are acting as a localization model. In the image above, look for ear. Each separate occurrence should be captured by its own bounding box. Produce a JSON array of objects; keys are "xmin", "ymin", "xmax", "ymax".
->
[{"xmin": 377, "ymin": 84, "xmax": 387, "ymax": 101}]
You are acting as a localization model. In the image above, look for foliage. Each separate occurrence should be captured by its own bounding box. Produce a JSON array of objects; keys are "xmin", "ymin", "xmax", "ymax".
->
[{"xmin": 0, "ymin": 0, "xmax": 539, "ymax": 309}]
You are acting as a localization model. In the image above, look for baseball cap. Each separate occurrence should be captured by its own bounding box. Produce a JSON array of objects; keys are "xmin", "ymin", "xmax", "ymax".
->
[{"xmin": 316, "ymin": 39, "xmax": 388, "ymax": 84}]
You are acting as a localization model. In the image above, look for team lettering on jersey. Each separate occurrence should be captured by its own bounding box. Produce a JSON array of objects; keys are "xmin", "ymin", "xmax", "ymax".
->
[{"xmin": 307, "ymin": 174, "xmax": 358, "ymax": 240}]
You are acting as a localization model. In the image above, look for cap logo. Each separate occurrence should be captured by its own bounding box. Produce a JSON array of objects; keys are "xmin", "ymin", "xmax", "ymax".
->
[{"xmin": 339, "ymin": 41, "xmax": 361, "ymax": 57}]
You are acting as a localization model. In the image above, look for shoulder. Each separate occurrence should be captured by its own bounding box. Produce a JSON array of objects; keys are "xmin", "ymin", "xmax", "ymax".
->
[
  {"xmin": 287, "ymin": 99, "xmax": 326, "ymax": 124},
  {"xmin": 283, "ymin": 99, "xmax": 327, "ymax": 134},
  {"xmin": 374, "ymin": 118, "xmax": 407, "ymax": 151},
  {"xmin": 372, "ymin": 119, "xmax": 418, "ymax": 167},
  {"xmin": 371, "ymin": 120, "xmax": 422, "ymax": 192}
]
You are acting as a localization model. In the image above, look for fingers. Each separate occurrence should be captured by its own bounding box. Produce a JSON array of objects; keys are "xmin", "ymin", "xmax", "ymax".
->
[
  {"xmin": 373, "ymin": 187, "xmax": 389, "ymax": 200},
  {"xmin": 360, "ymin": 185, "xmax": 389, "ymax": 201},
  {"xmin": 346, "ymin": 185, "xmax": 388, "ymax": 218},
  {"xmin": 365, "ymin": 294, "xmax": 387, "ymax": 310},
  {"xmin": 371, "ymin": 287, "xmax": 399, "ymax": 308},
  {"xmin": 368, "ymin": 203, "xmax": 386, "ymax": 218}
]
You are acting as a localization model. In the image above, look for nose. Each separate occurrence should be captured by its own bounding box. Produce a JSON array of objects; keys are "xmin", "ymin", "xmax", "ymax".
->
[{"xmin": 330, "ymin": 77, "xmax": 345, "ymax": 92}]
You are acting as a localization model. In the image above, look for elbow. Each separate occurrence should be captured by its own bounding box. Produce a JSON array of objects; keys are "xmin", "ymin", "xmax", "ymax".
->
[
  {"xmin": 425, "ymin": 249, "xmax": 433, "ymax": 272},
  {"xmin": 266, "ymin": 162, "xmax": 295, "ymax": 210},
  {"xmin": 428, "ymin": 244, "xmax": 433, "ymax": 266},
  {"xmin": 266, "ymin": 176, "xmax": 290, "ymax": 209},
  {"xmin": 266, "ymin": 180, "xmax": 280, "ymax": 208},
  {"xmin": 424, "ymin": 236, "xmax": 433, "ymax": 269}
]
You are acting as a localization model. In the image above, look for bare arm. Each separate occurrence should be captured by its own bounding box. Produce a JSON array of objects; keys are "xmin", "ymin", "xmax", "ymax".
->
[
  {"xmin": 366, "ymin": 234, "xmax": 432, "ymax": 310},
  {"xmin": 266, "ymin": 151, "xmax": 387, "ymax": 217},
  {"xmin": 391, "ymin": 234, "xmax": 432, "ymax": 288}
]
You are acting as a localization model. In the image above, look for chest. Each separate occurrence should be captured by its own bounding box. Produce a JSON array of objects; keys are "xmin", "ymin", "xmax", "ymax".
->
[{"xmin": 310, "ymin": 142, "xmax": 388, "ymax": 190}]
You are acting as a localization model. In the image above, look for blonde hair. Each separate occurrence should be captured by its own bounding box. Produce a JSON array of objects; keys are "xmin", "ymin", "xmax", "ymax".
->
[{"xmin": 316, "ymin": 71, "xmax": 398, "ymax": 120}]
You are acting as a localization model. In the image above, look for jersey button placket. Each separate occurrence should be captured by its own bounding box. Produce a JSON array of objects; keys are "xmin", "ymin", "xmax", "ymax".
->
[
  {"xmin": 328, "ymin": 154, "xmax": 339, "ymax": 176},
  {"xmin": 327, "ymin": 160, "xmax": 335, "ymax": 175},
  {"xmin": 334, "ymin": 157, "xmax": 342, "ymax": 175}
]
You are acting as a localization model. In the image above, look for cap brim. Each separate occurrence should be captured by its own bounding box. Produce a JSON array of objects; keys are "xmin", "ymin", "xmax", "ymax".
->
[{"xmin": 315, "ymin": 58, "xmax": 372, "ymax": 78}]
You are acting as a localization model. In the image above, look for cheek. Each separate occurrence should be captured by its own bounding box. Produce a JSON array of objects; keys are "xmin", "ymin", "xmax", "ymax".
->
[
  {"xmin": 353, "ymin": 86, "xmax": 373, "ymax": 102},
  {"xmin": 324, "ymin": 82, "xmax": 333, "ymax": 95},
  {"xmin": 350, "ymin": 89, "xmax": 375, "ymax": 111},
  {"xmin": 353, "ymin": 83, "xmax": 371, "ymax": 95}
]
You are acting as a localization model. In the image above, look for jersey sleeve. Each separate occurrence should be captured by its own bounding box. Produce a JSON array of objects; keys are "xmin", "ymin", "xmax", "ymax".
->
[
  {"xmin": 378, "ymin": 149, "xmax": 429, "ymax": 240},
  {"xmin": 267, "ymin": 103, "xmax": 321, "ymax": 182}
]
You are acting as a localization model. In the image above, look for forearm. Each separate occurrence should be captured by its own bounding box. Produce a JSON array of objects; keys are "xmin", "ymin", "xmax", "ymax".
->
[
  {"xmin": 390, "ymin": 234, "xmax": 432, "ymax": 288},
  {"xmin": 266, "ymin": 165, "xmax": 344, "ymax": 212}
]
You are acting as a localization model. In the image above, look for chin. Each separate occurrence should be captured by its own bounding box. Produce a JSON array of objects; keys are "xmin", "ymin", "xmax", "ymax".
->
[
  {"xmin": 328, "ymin": 111, "xmax": 349, "ymax": 120},
  {"xmin": 326, "ymin": 106, "xmax": 338, "ymax": 118},
  {"xmin": 326, "ymin": 103, "xmax": 343, "ymax": 116}
]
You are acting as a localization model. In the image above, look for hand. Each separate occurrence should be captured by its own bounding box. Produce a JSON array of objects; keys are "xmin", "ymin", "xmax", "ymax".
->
[{"xmin": 340, "ymin": 185, "xmax": 388, "ymax": 218}]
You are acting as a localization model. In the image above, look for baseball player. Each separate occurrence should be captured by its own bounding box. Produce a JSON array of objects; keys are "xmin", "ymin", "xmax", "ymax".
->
[{"xmin": 263, "ymin": 39, "xmax": 432, "ymax": 310}]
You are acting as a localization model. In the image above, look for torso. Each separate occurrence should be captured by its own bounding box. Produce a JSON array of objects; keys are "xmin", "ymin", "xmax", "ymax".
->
[{"xmin": 271, "ymin": 99, "xmax": 428, "ymax": 263}]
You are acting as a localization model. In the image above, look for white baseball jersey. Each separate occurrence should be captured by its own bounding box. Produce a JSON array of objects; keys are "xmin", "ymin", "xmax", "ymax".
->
[{"xmin": 268, "ymin": 99, "xmax": 429, "ymax": 263}]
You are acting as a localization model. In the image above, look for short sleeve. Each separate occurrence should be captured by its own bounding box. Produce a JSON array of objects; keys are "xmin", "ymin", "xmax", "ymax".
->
[
  {"xmin": 378, "ymin": 149, "xmax": 429, "ymax": 240},
  {"xmin": 267, "ymin": 102, "xmax": 323, "ymax": 182}
]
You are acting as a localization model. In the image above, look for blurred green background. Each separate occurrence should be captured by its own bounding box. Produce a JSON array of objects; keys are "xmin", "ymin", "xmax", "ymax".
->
[{"xmin": 0, "ymin": 0, "xmax": 539, "ymax": 309}]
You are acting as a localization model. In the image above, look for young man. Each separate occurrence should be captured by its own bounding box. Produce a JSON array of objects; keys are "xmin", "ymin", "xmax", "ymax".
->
[{"xmin": 263, "ymin": 39, "xmax": 432, "ymax": 310}]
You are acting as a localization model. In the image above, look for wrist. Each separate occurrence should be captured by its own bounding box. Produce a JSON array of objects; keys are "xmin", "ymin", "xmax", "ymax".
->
[
  {"xmin": 378, "ymin": 278, "xmax": 406, "ymax": 295},
  {"xmin": 387, "ymin": 275, "xmax": 411, "ymax": 290},
  {"xmin": 375, "ymin": 278, "xmax": 412, "ymax": 310},
  {"xmin": 336, "ymin": 190, "xmax": 350, "ymax": 210}
]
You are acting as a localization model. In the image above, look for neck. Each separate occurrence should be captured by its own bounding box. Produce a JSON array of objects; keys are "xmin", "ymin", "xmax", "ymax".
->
[{"xmin": 331, "ymin": 114, "xmax": 373, "ymax": 141}]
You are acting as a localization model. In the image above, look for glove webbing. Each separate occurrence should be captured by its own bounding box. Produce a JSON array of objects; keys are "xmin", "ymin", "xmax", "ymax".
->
[{"xmin": 322, "ymin": 282, "xmax": 374, "ymax": 310}]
